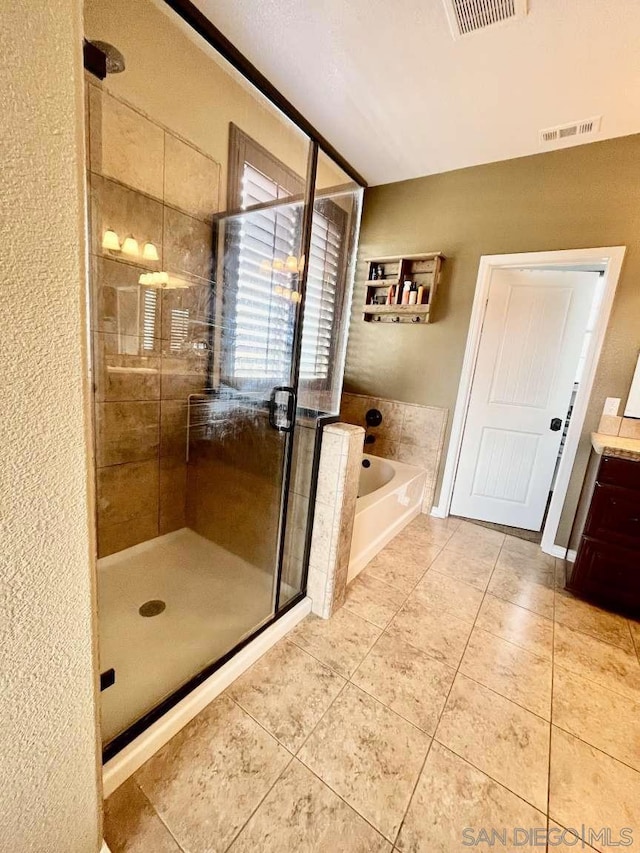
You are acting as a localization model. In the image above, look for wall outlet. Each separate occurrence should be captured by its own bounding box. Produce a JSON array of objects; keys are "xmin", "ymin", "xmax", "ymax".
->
[{"xmin": 603, "ymin": 397, "xmax": 621, "ymax": 417}]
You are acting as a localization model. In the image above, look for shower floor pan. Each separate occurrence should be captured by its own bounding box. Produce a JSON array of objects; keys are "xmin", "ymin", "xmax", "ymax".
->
[{"xmin": 98, "ymin": 527, "xmax": 288, "ymax": 746}]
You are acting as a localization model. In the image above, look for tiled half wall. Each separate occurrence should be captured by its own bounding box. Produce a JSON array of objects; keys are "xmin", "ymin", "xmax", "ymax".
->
[
  {"xmin": 340, "ymin": 392, "xmax": 447, "ymax": 513},
  {"xmin": 307, "ymin": 424, "xmax": 365, "ymax": 618}
]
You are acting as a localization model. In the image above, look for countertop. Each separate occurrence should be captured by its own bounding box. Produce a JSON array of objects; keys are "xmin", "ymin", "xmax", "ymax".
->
[{"xmin": 591, "ymin": 432, "xmax": 640, "ymax": 461}]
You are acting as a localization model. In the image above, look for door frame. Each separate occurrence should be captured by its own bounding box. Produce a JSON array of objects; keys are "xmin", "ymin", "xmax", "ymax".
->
[{"xmin": 434, "ymin": 246, "xmax": 626, "ymax": 557}]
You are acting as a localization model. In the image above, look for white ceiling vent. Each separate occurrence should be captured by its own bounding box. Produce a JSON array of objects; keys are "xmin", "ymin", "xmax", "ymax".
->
[
  {"xmin": 539, "ymin": 116, "xmax": 602, "ymax": 146},
  {"xmin": 442, "ymin": 0, "xmax": 528, "ymax": 39}
]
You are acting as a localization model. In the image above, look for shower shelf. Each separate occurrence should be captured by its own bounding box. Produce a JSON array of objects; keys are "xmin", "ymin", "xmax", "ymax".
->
[{"xmin": 362, "ymin": 251, "xmax": 444, "ymax": 324}]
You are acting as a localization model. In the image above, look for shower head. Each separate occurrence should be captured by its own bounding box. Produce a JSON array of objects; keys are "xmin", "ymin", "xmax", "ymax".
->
[{"xmin": 88, "ymin": 40, "xmax": 126, "ymax": 74}]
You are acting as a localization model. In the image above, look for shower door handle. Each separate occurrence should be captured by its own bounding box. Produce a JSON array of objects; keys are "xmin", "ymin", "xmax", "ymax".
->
[{"xmin": 268, "ymin": 386, "xmax": 296, "ymax": 432}]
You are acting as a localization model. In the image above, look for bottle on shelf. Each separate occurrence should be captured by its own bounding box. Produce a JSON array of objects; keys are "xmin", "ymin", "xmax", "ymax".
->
[
  {"xmin": 386, "ymin": 284, "xmax": 395, "ymax": 305},
  {"xmin": 377, "ymin": 264, "xmax": 385, "ymax": 279},
  {"xmin": 408, "ymin": 281, "xmax": 418, "ymax": 305},
  {"xmin": 417, "ymin": 283, "xmax": 425, "ymax": 305},
  {"xmin": 371, "ymin": 264, "xmax": 378, "ymax": 280},
  {"xmin": 401, "ymin": 280, "xmax": 411, "ymax": 305}
]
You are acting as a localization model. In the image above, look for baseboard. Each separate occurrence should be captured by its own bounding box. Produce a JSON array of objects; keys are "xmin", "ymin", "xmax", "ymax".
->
[
  {"xmin": 102, "ymin": 597, "xmax": 311, "ymax": 798},
  {"xmin": 545, "ymin": 544, "xmax": 577, "ymax": 562}
]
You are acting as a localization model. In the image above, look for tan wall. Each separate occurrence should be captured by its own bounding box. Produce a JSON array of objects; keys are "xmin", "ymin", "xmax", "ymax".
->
[
  {"xmin": 83, "ymin": 0, "xmax": 340, "ymax": 203},
  {"xmin": 345, "ymin": 134, "xmax": 640, "ymax": 545},
  {"xmin": 0, "ymin": 0, "xmax": 101, "ymax": 850}
]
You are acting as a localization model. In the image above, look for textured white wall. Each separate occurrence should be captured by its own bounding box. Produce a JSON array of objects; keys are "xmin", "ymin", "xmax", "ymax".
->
[{"xmin": 0, "ymin": 1, "xmax": 101, "ymax": 851}]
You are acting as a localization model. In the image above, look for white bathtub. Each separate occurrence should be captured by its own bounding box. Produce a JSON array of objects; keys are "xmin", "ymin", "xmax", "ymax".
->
[{"xmin": 347, "ymin": 454, "xmax": 427, "ymax": 583}]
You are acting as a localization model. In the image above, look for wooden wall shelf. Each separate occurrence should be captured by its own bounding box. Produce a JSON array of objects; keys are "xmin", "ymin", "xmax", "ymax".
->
[{"xmin": 362, "ymin": 252, "xmax": 444, "ymax": 324}]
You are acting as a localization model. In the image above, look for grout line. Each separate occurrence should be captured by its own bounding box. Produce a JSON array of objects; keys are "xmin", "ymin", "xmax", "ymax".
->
[
  {"xmin": 221, "ymin": 753, "xmax": 296, "ymax": 853},
  {"xmin": 547, "ymin": 568, "xmax": 557, "ymax": 823},
  {"xmin": 392, "ymin": 541, "xmax": 497, "ymax": 845},
  {"xmin": 130, "ymin": 776, "xmax": 188, "ymax": 853}
]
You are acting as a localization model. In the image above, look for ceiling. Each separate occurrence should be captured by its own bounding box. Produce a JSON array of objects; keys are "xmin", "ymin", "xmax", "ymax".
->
[{"xmin": 193, "ymin": 0, "xmax": 640, "ymax": 186}]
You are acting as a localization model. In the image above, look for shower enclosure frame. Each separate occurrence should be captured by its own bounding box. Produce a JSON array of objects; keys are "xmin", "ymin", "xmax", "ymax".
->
[{"xmin": 97, "ymin": 0, "xmax": 365, "ymax": 762}]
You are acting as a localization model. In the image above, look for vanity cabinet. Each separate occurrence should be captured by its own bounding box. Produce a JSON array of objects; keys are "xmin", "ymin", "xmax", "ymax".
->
[{"xmin": 568, "ymin": 453, "xmax": 640, "ymax": 615}]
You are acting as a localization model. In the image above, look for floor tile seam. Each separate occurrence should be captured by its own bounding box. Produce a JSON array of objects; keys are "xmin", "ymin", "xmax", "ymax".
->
[
  {"xmin": 391, "ymin": 734, "xmax": 436, "ymax": 848},
  {"xmin": 286, "ymin": 633, "xmax": 372, "ymax": 679},
  {"xmin": 552, "ymin": 616, "xmax": 640, "ymax": 656},
  {"xmin": 220, "ymin": 753, "xmax": 296, "ymax": 853},
  {"xmin": 548, "ymin": 718, "xmax": 640, "ymax": 776},
  {"xmin": 552, "ymin": 658, "xmax": 640, "ymax": 705},
  {"xmin": 627, "ymin": 619, "xmax": 640, "ymax": 662},
  {"xmin": 292, "ymin": 678, "xmax": 351, "ymax": 757},
  {"xmin": 444, "ymin": 666, "xmax": 552, "ymax": 724},
  {"xmin": 547, "ymin": 584, "xmax": 557, "ymax": 820},
  {"xmin": 226, "ymin": 694, "xmax": 297, "ymax": 757},
  {"xmin": 465, "ymin": 622, "xmax": 555, "ymax": 665},
  {"xmin": 429, "ymin": 736, "xmax": 550, "ymax": 819},
  {"xmin": 423, "ymin": 564, "xmax": 491, "ymax": 595},
  {"xmin": 344, "ymin": 672, "xmax": 443, "ymax": 739},
  {"xmin": 295, "ymin": 753, "xmax": 399, "ymax": 845},
  {"xmin": 129, "ymin": 776, "xmax": 189, "ymax": 853}
]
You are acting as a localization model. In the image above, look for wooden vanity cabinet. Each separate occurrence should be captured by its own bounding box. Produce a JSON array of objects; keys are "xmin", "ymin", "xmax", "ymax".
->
[{"xmin": 568, "ymin": 454, "xmax": 640, "ymax": 616}]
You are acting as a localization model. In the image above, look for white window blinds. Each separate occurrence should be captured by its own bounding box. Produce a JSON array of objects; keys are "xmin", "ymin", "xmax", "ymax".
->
[{"xmin": 230, "ymin": 161, "xmax": 342, "ymax": 386}]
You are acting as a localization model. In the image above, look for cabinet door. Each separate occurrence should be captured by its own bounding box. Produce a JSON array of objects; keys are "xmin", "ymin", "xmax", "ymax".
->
[
  {"xmin": 585, "ymin": 483, "xmax": 640, "ymax": 548},
  {"xmin": 568, "ymin": 537, "xmax": 640, "ymax": 615}
]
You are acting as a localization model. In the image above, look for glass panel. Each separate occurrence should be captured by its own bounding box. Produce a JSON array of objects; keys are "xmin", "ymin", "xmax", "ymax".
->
[
  {"xmin": 84, "ymin": 0, "xmax": 314, "ymax": 749},
  {"xmin": 278, "ymin": 151, "xmax": 364, "ymax": 608}
]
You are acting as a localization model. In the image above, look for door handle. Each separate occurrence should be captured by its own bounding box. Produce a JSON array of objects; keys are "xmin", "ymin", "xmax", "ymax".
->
[
  {"xmin": 268, "ymin": 386, "xmax": 296, "ymax": 432},
  {"xmin": 550, "ymin": 417, "xmax": 562, "ymax": 432}
]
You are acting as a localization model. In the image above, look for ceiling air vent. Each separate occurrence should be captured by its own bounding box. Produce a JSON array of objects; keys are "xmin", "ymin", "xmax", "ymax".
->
[
  {"xmin": 442, "ymin": 0, "xmax": 528, "ymax": 39},
  {"xmin": 539, "ymin": 116, "xmax": 602, "ymax": 146}
]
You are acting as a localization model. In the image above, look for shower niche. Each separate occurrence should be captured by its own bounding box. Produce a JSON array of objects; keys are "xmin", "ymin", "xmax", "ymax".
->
[{"xmin": 84, "ymin": 0, "xmax": 363, "ymax": 756}]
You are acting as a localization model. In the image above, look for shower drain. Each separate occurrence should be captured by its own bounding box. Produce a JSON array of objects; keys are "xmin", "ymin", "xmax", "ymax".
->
[{"xmin": 139, "ymin": 599, "xmax": 166, "ymax": 617}]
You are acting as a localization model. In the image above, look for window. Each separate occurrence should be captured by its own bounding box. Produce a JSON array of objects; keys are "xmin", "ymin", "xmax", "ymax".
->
[{"xmin": 224, "ymin": 125, "xmax": 348, "ymax": 399}]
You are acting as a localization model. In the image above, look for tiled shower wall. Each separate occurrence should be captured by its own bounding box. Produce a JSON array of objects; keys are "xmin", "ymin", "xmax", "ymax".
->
[
  {"xmin": 88, "ymin": 82, "xmax": 221, "ymax": 557},
  {"xmin": 340, "ymin": 392, "xmax": 447, "ymax": 512}
]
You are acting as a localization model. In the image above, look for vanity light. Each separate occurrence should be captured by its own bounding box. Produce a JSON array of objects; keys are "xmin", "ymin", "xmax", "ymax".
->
[
  {"xmin": 285, "ymin": 254, "xmax": 298, "ymax": 272},
  {"xmin": 290, "ymin": 291, "xmax": 302, "ymax": 304},
  {"xmin": 142, "ymin": 241, "xmax": 159, "ymax": 262},
  {"xmin": 272, "ymin": 258, "xmax": 284, "ymax": 272},
  {"xmin": 121, "ymin": 235, "xmax": 140, "ymax": 257},
  {"xmin": 102, "ymin": 229, "xmax": 121, "ymax": 252}
]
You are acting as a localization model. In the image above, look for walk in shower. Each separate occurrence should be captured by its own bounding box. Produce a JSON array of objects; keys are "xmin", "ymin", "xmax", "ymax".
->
[{"xmin": 84, "ymin": 0, "xmax": 363, "ymax": 755}]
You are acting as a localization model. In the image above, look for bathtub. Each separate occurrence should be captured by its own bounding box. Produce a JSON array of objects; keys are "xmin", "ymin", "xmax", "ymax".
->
[{"xmin": 347, "ymin": 454, "xmax": 427, "ymax": 583}]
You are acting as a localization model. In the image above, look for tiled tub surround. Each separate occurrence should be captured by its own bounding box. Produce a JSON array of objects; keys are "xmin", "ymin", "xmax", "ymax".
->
[
  {"xmin": 307, "ymin": 424, "xmax": 365, "ymax": 619},
  {"xmin": 340, "ymin": 392, "xmax": 447, "ymax": 512},
  {"xmin": 88, "ymin": 82, "xmax": 221, "ymax": 557},
  {"xmin": 104, "ymin": 516, "xmax": 640, "ymax": 852}
]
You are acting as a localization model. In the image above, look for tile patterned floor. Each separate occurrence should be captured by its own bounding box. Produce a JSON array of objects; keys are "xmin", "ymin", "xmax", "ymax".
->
[{"xmin": 104, "ymin": 516, "xmax": 640, "ymax": 853}]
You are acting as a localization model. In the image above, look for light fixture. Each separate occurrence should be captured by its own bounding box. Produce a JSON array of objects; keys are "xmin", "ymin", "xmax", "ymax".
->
[
  {"xmin": 272, "ymin": 258, "xmax": 284, "ymax": 272},
  {"xmin": 285, "ymin": 254, "xmax": 298, "ymax": 272},
  {"xmin": 291, "ymin": 291, "xmax": 302, "ymax": 304},
  {"xmin": 142, "ymin": 241, "xmax": 159, "ymax": 262},
  {"xmin": 121, "ymin": 235, "xmax": 140, "ymax": 257},
  {"xmin": 102, "ymin": 229, "xmax": 121, "ymax": 252}
]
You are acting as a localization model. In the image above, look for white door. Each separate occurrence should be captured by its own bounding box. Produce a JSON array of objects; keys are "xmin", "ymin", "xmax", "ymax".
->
[{"xmin": 451, "ymin": 268, "xmax": 599, "ymax": 530}]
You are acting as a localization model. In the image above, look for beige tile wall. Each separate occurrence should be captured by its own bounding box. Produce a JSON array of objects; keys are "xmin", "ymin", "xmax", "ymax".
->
[
  {"xmin": 307, "ymin": 423, "xmax": 365, "ymax": 618},
  {"xmin": 88, "ymin": 81, "xmax": 221, "ymax": 557},
  {"xmin": 340, "ymin": 392, "xmax": 447, "ymax": 512}
]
